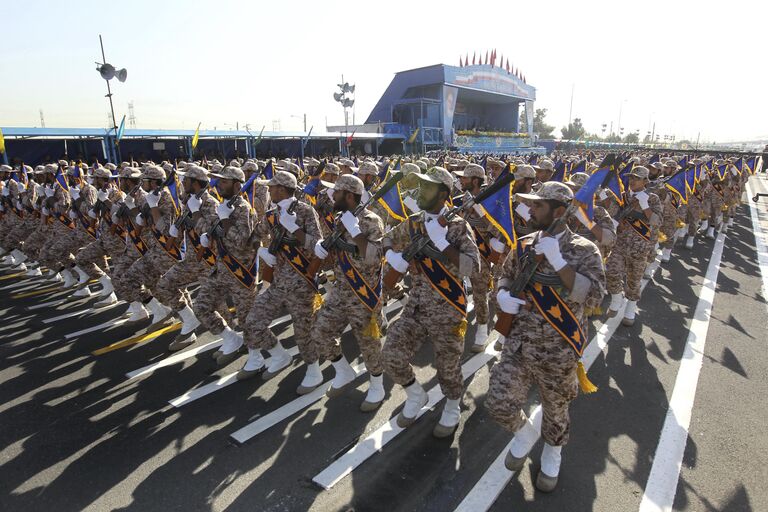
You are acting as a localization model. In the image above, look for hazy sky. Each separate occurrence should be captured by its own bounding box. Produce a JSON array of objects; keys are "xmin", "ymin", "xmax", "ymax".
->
[{"xmin": 2, "ymin": 0, "xmax": 765, "ymax": 143}]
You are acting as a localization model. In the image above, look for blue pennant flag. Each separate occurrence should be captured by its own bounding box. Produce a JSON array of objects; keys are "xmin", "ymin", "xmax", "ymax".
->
[
  {"xmin": 605, "ymin": 169, "xmax": 625, "ymax": 206},
  {"xmin": 240, "ymin": 171, "xmax": 259, "ymax": 210},
  {"xmin": 665, "ymin": 170, "xmax": 689, "ymax": 204},
  {"xmin": 262, "ymin": 161, "xmax": 274, "ymax": 180},
  {"xmin": 116, "ymin": 115, "xmax": 126, "ymax": 142},
  {"xmin": 618, "ymin": 161, "xmax": 634, "ymax": 189},
  {"xmin": 685, "ymin": 166, "xmax": 697, "ymax": 195},
  {"xmin": 573, "ymin": 167, "xmax": 610, "ymax": 225},
  {"xmin": 478, "ymin": 175, "xmax": 517, "ymax": 250},
  {"xmin": 732, "ymin": 157, "xmax": 744, "ymax": 175},
  {"xmin": 377, "ymin": 168, "xmax": 407, "ymax": 222},
  {"xmin": 551, "ymin": 160, "xmax": 567, "ymax": 182},
  {"xmin": 677, "ymin": 155, "xmax": 688, "ymax": 169},
  {"xmin": 209, "ymin": 177, "xmax": 222, "ymax": 201},
  {"xmin": 55, "ymin": 166, "xmax": 69, "ymax": 192},
  {"xmin": 570, "ymin": 159, "xmax": 587, "ymax": 175},
  {"xmin": 745, "ymin": 156, "xmax": 759, "ymax": 175},
  {"xmin": 649, "ymin": 154, "xmax": 660, "ymax": 165},
  {"xmin": 528, "ymin": 154, "xmax": 539, "ymax": 165},
  {"xmin": 166, "ymin": 170, "xmax": 182, "ymax": 214},
  {"xmin": 715, "ymin": 164, "xmax": 729, "ymax": 181}
]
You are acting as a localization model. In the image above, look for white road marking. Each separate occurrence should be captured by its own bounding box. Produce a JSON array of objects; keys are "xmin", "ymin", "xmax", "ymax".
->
[
  {"xmin": 64, "ymin": 317, "xmax": 129, "ymax": 340},
  {"xmin": 230, "ymin": 362, "xmax": 368, "ymax": 444},
  {"xmin": 312, "ymin": 343, "xmax": 499, "ymax": 490},
  {"xmin": 42, "ymin": 300, "xmax": 123, "ymax": 324},
  {"xmin": 639, "ymin": 229, "xmax": 726, "ymax": 511},
  {"xmin": 454, "ymin": 254, "xmax": 666, "ymax": 511},
  {"xmin": 745, "ymin": 179, "xmax": 768, "ymax": 311}
]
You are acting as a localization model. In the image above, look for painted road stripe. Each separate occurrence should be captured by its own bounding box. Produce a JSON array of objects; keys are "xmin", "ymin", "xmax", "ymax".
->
[
  {"xmin": 11, "ymin": 285, "xmax": 65, "ymax": 299},
  {"xmin": 64, "ymin": 317, "xmax": 129, "ymax": 340},
  {"xmin": 453, "ymin": 254, "xmax": 665, "ymax": 511},
  {"xmin": 92, "ymin": 322, "xmax": 182, "ymax": 355},
  {"xmin": 638, "ymin": 225, "xmax": 727, "ymax": 510},
  {"xmin": 126, "ymin": 338, "xmax": 224, "ymax": 379},
  {"xmin": 168, "ymin": 346, "xmax": 302, "ymax": 407},
  {"xmin": 27, "ymin": 296, "xmax": 89, "ymax": 311},
  {"xmin": 230, "ymin": 362, "xmax": 368, "ymax": 444},
  {"xmin": 746, "ymin": 179, "xmax": 768, "ymax": 311},
  {"xmin": 42, "ymin": 299, "xmax": 122, "ymax": 324},
  {"xmin": 0, "ymin": 271, "xmax": 25, "ymax": 281},
  {"xmin": 312, "ymin": 343, "xmax": 498, "ymax": 490}
]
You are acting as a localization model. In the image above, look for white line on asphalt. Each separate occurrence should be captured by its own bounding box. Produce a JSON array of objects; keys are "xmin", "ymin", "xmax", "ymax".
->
[
  {"xmin": 27, "ymin": 297, "xmax": 78, "ymax": 311},
  {"xmin": 638, "ymin": 230, "xmax": 726, "ymax": 511},
  {"xmin": 312, "ymin": 343, "xmax": 499, "ymax": 490},
  {"xmin": 454, "ymin": 254, "xmax": 664, "ymax": 511},
  {"xmin": 64, "ymin": 317, "xmax": 129, "ymax": 340},
  {"xmin": 230, "ymin": 362, "xmax": 368, "ymax": 444},
  {"xmin": 42, "ymin": 300, "xmax": 123, "ymax": 324},
  {"xmin": 168, "ymin": 346, "xmax": 302, "ymax": 407},
  {"xmin": 745, "ymin": 179, "xmax": 768, "ymax": 311}
]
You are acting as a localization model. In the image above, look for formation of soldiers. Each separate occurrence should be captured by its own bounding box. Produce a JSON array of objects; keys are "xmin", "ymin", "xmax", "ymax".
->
[{"xmin": 0, "ymin": 148, "xmax": 758, "ymax": 493}]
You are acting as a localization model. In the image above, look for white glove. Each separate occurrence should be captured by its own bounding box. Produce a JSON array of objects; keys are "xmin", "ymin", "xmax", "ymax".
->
[
  {"xmin": 403, "ymin": 195, "xmax": 421, "ymax": 213},
  {"xmin": 490, "ymin": 237, "xmax": 507, "ymax": 253},
  {"xmin": 258, "ymin": 246, "xmax": 276, "ymax": 267},
  {"xmin": 88, "ymin": 209, "xmax": 97, "ymax": 219},
  {"xmin": 278, "ymin": 209, "xmax": 299, "ymax": 233},
  {"xmin": 314, "ymin": 239, "xmax": 329, "ymax": 259},
  {"xmin": 17, "ymin": 182, "xmax": 26, "ymax": 193},
  {"xmin": 472, "ymin": 203, "xmax": 485, "ymax": 216},
  {"xmin": 534, "ymin": 236, "xmax": 567, "ymax": 271},
  {"xmin": 187, "ymin": 195, "xmax": 202, "ymax": 213},
  {"xmin": 146, "ymin": 192, "xmax": 161, "ymax": 208},
  {"xmin": 135, "ymin": 214, "xmax": 145, "ymax": 226},
  {"xmin": 216, "ymin": 201, "xmax": 234, "ymax": 220},
  {"xmin": 123, "ymin": 195, "xmax": 136, "ymax": 209},
  {"xmin": 598, "ymin": 190, "xmax": 609, "ymax": 201},
  {"xmin": 111, "ymin": 213, "xmax": 119, "ymax": 224},
  {"xmin": 15, "ymin": 201, "xmax": 23, "ymax": 210},
  {"xmin": 44, "ymin": 186, "xmax": 55, "ymax": 197},
  {"xmin": 35, "ymin": 184, "xmax": 44, "ymax": 197},
  {"xmin": 68, "ymin": 210, "xmax": 78, "ymax": 219},
  {"xmin": 577, "ymin": 212, "xmax": 592, "ymax": 228},
  {"xmin": 325, "ymin": 188, "xmax": 335, "ymax": 201},
  {"xmin": 425, "ymin": 217, "xmax": 449, "ymax": 251},
  {"xmin": 169, "ymin": 224, "xmax": 179, "ymax": 238},
  {"xmin": 70, "ymin": 187, "xmax": 80, "ymax": 200},
  {"xmin": 497, "ymin": 290, "xmax": 526, "ymax": 314},
  {"xmin": 200, "ymin": 233, "xmax": 210, "ymax": 247},
  {"xmin": 1, "ymin": 187, "xmax": 9, "ymax": 197},
  {"xmin": 515, "ymin": 202, "xmax": 531, "ymax": 221},
  {"xmin": 611, "ymin": 218, "xmax": 619, "ymax": 230},
  {"xmin": 42, "ymin": 207, "xmax": 50, "ymax": 216},
  {"xmin": 385, "ymin": 249, "xmax": 409, "ymax": 273},
  {"xmin": 97, "ymin": 190, "xmax": 109, "ymax": 202},
  {"xmin": 635, "ymin": 190, "xmax": 650, "ymax": 210},
  {"xmin": 340, "ymin": 211, "xmax": 362, "ymax": 237}
]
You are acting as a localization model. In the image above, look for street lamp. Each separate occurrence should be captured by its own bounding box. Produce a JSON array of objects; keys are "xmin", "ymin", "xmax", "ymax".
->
[
  {"xmin": 95, "ymin": 34, "xmax": 127, "ymax": 162},
  {"xmin": 290, "ymin": 114, "xmax": 307, "ymax": 132},
  {"xmin": 333, "ymin": 78, "xmax": 355, "ymax": 156}
]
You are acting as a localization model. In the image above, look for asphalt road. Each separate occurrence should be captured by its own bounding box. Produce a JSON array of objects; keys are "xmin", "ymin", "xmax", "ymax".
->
[{"xmin": 1, "ymin": 176, "xmax": 767, "ymax": 512}]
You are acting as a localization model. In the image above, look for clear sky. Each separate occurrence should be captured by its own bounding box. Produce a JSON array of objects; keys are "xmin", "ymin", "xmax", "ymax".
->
[{"xmin": 2, "ymin": 0, "xmax": 765, "ymax": 143}]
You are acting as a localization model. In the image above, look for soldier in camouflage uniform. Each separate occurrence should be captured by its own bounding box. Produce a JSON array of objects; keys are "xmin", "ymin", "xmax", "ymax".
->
[
  {"xmin": 62, "ymin": 164, "xmax": 102, "ymax": 297},
  {"xmin": 16, "ymin": 168, "xmax": 51, "ymax": 275},
  {"xmin": 382, "ymin": 166, "xmax": 480, "ymax": 438},
  {"xmin": 307, "ymin": 174, "xmax": 387, "ymax": 410},
  {"xmin": 704, "ymin": 159, "xmax": 728, "ymax": 239},
  {"xmin": 565, "ymin": 172, "xmax": 617, "ymax": 257},
  {"xmin": 0, "ymin": 165, "xmax": 32, "ymax": 270},
  {"xmin": 653, "ymin": 160, "xmax": 682, "ymax": 263},
  {"xmin": 193, "ymin": 166, "xmax": 258, "ymax": 367},
  {"xmin": 117, "ymin": 165, "xmax": 177, "ymax": 329},
  {"xmin": 155, "ymin": 165, "xmax": 219, "ymax": 351},
  {"xmin": 239, "ymin": 171, "xmax": 324, "ymax": 395},
  {"xmin": 605, "ymin": 166, "xmax": 663, "ymax": 326},
  {"xmin": 37, "ymin": 162, "xmax": 80, "ymax": 288},
  {"xmin": 486, "ymin": 181, "xmax": 606, "ymax": 492}
]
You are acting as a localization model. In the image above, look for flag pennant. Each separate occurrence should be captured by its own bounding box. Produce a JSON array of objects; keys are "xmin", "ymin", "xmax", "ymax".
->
[
  {"xmin": 191, "ymin": 123, "xmax": 201, "ymax": 149},
  {"xmin": 665, "ymin": 170, "xmax": 689, "ymax": 204},
  {"xmin": 55, "ymin": 167, "xmax": 69, "ymax": 191},
  {"xmin": 551, "ymin": 161, "xmax": 568, "ymax": 182},
  {"xmin": 478, "ymin": 171, "xmax": 517, "ymax": 250},
  {"xmin": 377, "ymin": 166, "xmax": 407, "ymax": 222},
  {"xmin": 262, "ymin": 161, "xmax": 274, "ymax": 180},
  {"xmin": 116, "ymin": 115, "xmax": 126, "ymax": 142},
  {"xmin": 166, "ymin": 170, "xmax": 182, "ymax": 214},
  {"xmin": 715, "ymin": 164, "xmax": 729, "ymax": 181}
]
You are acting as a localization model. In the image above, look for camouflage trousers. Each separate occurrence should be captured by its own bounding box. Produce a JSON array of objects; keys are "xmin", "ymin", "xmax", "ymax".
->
[
  {"xmin": 113, "ymin": 246, "xmax": 175, "ymax": 303},
  {"xmin": 686, "ymin": 199, "xmax": 703, "ymax": 236},
  {"xmin": 194, "ymin": 263, "xmax": 256, "ymax": 335},
  {"xmin": 75, "ymin": 235, "xmax": 123, "ymax": 279},
  {"xmin": 312, "ymin": 281, "xmax": 384, "ymax": 374},
  {"xmin": 3, "ymin": 214, "xmax": 32, "ymax": 251},
  {"xmin": 21, "ymin": 225, "xmax": 49, "ymax": 261},
  {"xmin": 469, "ymin": 257, "xmax": 493, "ymax": 325},
  {"xmin": 243, "ymin": 274, "xmax": 318, "ymax": 364},
  {"xmin": 706, "ymin": 192, "xmax": 725, "ymax": 225},
  {"xmin": 485, "ymin": 320, "xmax": 579, "ymax": 446},
  {"xmin": 659, "ymin": 202, "xmax": 679, "ymax": 250},
  {"xmin": 155, "ymin": 254, "xmax": 210, "ymax": 312},
  {"xmin": 39, "ymin": 224, "xmax": 87, "ymax": 271},
  {"xmin": 381, "ymin": 298, "xmax": 466, "ymax": 400},
  {"xmin": 606, "ymin": 231, "xmax": 651, "ymax": 301}
]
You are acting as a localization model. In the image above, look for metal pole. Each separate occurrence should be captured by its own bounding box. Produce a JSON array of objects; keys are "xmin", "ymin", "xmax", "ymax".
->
[
  {"xmin": 568, "ymin": 83, "xmax": 574, "ymax": 126},
  {"xmin": 99, "ymin": 35, "xmax": 120, "ymax": 162}
]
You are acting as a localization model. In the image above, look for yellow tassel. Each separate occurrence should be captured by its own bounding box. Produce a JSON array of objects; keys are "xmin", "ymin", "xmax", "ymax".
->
[
  {"xmin": 658, "ymin": 232, "xmax": 668, "ymax": 244},
  {"xmin": 584, "ymin": 305, "xmax": 603, "ymax": 317},
  {"xmin": 312, "ymin": 293, "xmax": 324, "ymax": 313},
  {"xmin": 453, "ymin": 318, "xmax": 468, "ymax": 338},
  {"xmin": 699, "ymin": 213, "xmax": 709, "ymax": 220},
  {"xmin": 362, "ymin": 314, "xmax": 381, "ymax": 339},
  {"xmin": 675, "ymin": 219, "xmax": 686, "ymax": 229},
  {"xmin": 577, "ymin": 361, "xmax": 598, "ymax": 394}
]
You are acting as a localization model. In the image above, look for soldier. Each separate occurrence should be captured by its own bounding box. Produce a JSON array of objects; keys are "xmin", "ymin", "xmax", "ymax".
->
[
  {"xmin": 533, "ymin": 159, "xmax": 555, "ymax": 189},
  {"xmin": 565, "ymin": 172, "xmax": 616, "ymax": 256},
  {"xmin": 64, "ymin": 164, "xmax": 101, "ymax": 297},
  {"xmin": 15, "ymin": 167, "xmax": 50, "ymax": 276},
  {"xmin": 486, "ymin": 181, "xmax": 606, "ymax": 492},
  {"xmin": 705, "ymin": 159, "xmax": 728, "ymax": 239},
  {"xmin": 655, "ymin": 160, "xmax": 681, "ymax": 262},
  {"xmin": 193, "ymin": 166, "xmax": 257, "ymax": 366},
  {"xmin": 381, "ymin": 166, "xmax": 480, "ymax": 438},
  {"xmin": 115, "ymin": 165, "xmax": 176, "ymax": 327},
  {"xmin": 310, "ymin": 174, "xmax": 387, "ymax": 410},
  {"xmin": 0, "ymin": 164, "xmax": 30, "ymax": 270},
  {"xmin": 37, "ymin": 162, "xmax": 79, "ymax": 288},
  {"xmin": 239, "ymin": 171, "xmax": 324, "ymax": 395},
  {"xmin": 155, "ymin": 165, "xmax": 219, "ymax": 351},
  {"xmin": 454, "ymin": 163, "xmax": 497, "ymax": 352},
  {"xmin": 605, "ymin": 166, "xmax": 663, "ymax": 326}
]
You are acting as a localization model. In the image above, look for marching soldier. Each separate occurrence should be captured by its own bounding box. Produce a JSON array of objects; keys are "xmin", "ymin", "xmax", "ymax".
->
[
  {"xmin": 37, "ymin": 162, "xmax": 79, "ymax": 287},
  {"xmin": 605, "ymin": 166, "xmax": 663, "ymax": 326},
  {"xmin": 381, "ymin": 166, "xmax": 480, "ymax": 438},
  {"xmin": 311, "ymin": 174, "xmax": 387, "ymax": 410},
  {"xmin": 565, "ymin": 172, "xmax": 616, "ymax": 256},
  {"xmin": 239, "ymin": 171, "xmax": 324, "ymax": 395},
  {"xmin": 486, "ymin": 181, "xmax": 606, "ymax": 492}
]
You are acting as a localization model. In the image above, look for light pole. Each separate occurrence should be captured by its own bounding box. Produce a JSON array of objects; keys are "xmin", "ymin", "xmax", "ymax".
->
[
  {"xmin": 290, "ymin": 114, "xmax": 307, "ymax": 132},
  {"xmin": 333, "ymin": 77, "xmax": 355, "ymax": 157},
  {"xmin": 95, "ymin": 35, "xmax": 127, "ymax": 163}
]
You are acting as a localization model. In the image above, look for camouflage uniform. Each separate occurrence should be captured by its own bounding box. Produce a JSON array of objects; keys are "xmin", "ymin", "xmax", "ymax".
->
[
  {"xmin": 243, "ymin": 198, "xmax": 322, "ymax": 364},
  {"xmin": 75, "ymin": 186, "xmax": 126, "ymax": 279},
  {"xmin": 155, "ymin": 190, "xmax": 218, "ymax": 312},
  {"xmin": 706, "ymin": 178, "xmax": 726, "ymax": 227},
  {"xmin": 686, "ymin": 185, "xmax": 705, "ymax": 236},
  {"xmin": 656, "ymin": 187, "xmax": 679, "ymax": 253},
  {"xmin": 313, "ymin": 209, "xmax": 385, "ymax": 374},
  {"xmin": 194, "ymin": 195, "xmax": 257, "ymax": 334},
  {"xmin": 38, "ymin": 184, "xmax": 75, "ymax": 271},
  {"xmin": 463, "ymin": 204, "xmax": 498, "ymax": 326},
  {"xmin": 381, "ymin": 209, "xmax": 480, "ymax": 400},
  {"xmin": 485, "ymin": 227, "xmax": 605, "ymax": 446},
  {"xmin": 605, "ymin": 191, "xmax": 662, "ymax": 301},
  {"xmin": 1, "ymin": 179, "xmax": 29, "ymax": 251},
  {"xmin": 117, "ymin": 188, "xmax": 178, "ymax": 303},
  {"xmin": 568, "ymin": 204, "xmax": 616, "ymax": 258}
]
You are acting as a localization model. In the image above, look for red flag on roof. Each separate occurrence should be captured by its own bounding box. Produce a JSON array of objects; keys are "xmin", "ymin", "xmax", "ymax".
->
[
  {"xmin": 506, "ymin": 58, "xmax": 510, "ymax": 73},
  {"xmin": 459, "ymin": 56, "xmax": 463, "ymax": 67},
  {"xmin": 472, "ymin": 52, "xmax": 476, "ymax": 65},
  {"xmin": 485, "ymin": 50, "xmax": 488, "ymax": 65}
]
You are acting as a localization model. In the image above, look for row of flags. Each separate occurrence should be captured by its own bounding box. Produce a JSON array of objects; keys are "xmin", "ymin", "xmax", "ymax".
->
[{"xmin": 458, "ymin": 50, "xmax": 527, "ymax": 82}]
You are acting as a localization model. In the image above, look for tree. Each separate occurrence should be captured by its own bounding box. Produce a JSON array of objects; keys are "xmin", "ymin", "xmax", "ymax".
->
[
  {"xmin": 561, "ymin": 118, "xmax": 586, "ymax": 140},
  {"xmin": 533, "ymin": 108, "xmax": 555, "ymax": 139},
  {"xmin": 624, "ymin": 133, "xmax": 640, "ymax": 144}
]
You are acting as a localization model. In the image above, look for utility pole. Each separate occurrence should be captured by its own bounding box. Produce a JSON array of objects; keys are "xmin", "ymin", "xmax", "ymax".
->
[
  {"xmin": 568, "ymin": 83, "xmax": 574, "ymax": 126},
  {"xmin": 39, "ymin": 109, "xmax": 46, "ymax": 128}
]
